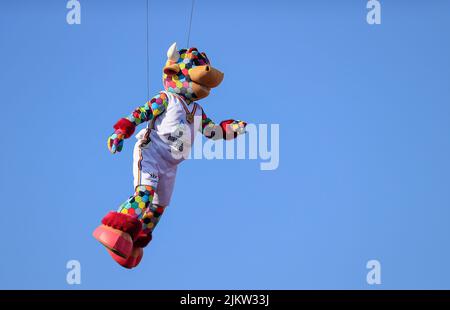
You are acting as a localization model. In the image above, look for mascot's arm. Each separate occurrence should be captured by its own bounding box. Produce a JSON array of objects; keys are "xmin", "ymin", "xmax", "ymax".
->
[
  {"xmin": 201, "ymin": 109, "xmax": 247, "ymax": 141},
  {"xmin": 107, "ymin": 92, "xmax": 169, "ymax": 153}
]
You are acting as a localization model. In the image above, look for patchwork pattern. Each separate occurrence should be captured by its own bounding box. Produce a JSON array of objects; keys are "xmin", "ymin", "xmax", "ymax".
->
[
  {"xmin": 117, "ymin": 185, "xmax": 155, "ymax": 219},
  {"xmin": 107, "ymin": 131, "xmax": 125, "ymax": 153},
  {"xmin": 125, "ymin": 92, "xmax": 169, "ymax": 126},
  {"xmin": 201, "ymin": 110, "xmax": 246, "ymax": 139},
  {"xmin": 163, "ymin": 48, "xmax": 210, "ymax": 101},
  {"xmin": 116, "ymin": 185, "xmax": 165, "ymax": 236},
  {"xmin": 141, "ymin": 205, "xmax": 166, "ymax": 234},
  {"xmin": 201, "ymin": 109, "xmax": 218, "ymax": 139},
  {"xmin": 229, "ymin": 121, "xmax": 247, "ymax": 135}
]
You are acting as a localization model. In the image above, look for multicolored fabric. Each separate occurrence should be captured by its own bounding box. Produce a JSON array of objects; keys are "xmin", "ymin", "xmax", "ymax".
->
[
  {"xmin": 201, "ymin": 109, "xmax": 219, "ymax": 139},
  {"xmin": 125, "ymin": 92, "xmax": 169, "ymax": 126},
  {"xmin": 201, "ymin": 109, "xmax": 246, "ymax": 140},
  {"xmin": 141, "ymin": 205, "xmax": 166, "ymax": 235},
  {"xmin": 116, "ymin": 185, "xmax": 165, "ymax": 236},
  {"xmin": 107, "ymin": 92, "xmax": 169, "ymax": 153},
  {"xmin": 228, "ymin": 121, "xmax": 247, "ymax": 135},
  {"xmin": 107, "ymin": 130, "xmax": 126, "ymax": 153},
  {"xmin": 163, "ymin": 48, "xmax": 210, "ymax": 101},
  {"xmin": 117, "ymin": 185, "xmax": 155, "ymax": 219}
]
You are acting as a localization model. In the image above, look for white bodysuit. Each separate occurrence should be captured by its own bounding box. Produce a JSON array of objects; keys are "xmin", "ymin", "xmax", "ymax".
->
[{"xmin": 133, "ymin": 91, "xmax": 203, "ymax": 206}]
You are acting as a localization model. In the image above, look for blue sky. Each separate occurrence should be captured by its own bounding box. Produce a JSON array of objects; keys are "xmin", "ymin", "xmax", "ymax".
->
[{"xmin": 1, "ymin": 0, "xmax": 450, "ymax": 289}]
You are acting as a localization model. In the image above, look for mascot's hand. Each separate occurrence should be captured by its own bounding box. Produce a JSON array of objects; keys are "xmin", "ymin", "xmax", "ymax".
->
[
  {"xmin": 108, "ymin": 118, "xmax": 136, "ymax": 154},
  {"xmin": 220, "ymin": 120, "xmax": 247, "ymax": 139},
  {"xmin": 107, "ymin": 130, "xmax": 126, "ymax": 154},
  {"xmin": 230, "ymin": 120, "xmax": 247, "ymax": 135}
]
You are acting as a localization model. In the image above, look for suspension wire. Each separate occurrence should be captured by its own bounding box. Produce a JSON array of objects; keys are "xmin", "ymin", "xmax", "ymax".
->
[
  {"xmin": 145, "ymin": 0, "xmax": 195, "ymax": 101},
  {"xmin": 186, "ymin": 0, "xmax": 195, "ymax": 47},
  {"xmin": 146, "ymin": 0, "xmax": 150, "ymax": 101}
]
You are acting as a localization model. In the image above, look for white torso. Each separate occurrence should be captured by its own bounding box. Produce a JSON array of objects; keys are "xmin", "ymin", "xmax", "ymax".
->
[{"xmin": 136, "ymin": 91, "xmax": 203, "ymax": 164}]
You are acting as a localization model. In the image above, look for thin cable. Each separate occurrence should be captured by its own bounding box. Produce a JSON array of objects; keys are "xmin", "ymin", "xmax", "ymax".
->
[
  {"xmin": 146, "ymin": 0, "xmax": 150, "ymax": 101},
  {"xmin": 186, "ymin": 0, "xmax": 195, "ymax": 47}
]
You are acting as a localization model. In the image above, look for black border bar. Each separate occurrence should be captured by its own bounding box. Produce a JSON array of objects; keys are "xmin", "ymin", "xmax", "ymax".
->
[{"xmin": 1, "ymin": 290, "xmax": 450, "ymax": 305}]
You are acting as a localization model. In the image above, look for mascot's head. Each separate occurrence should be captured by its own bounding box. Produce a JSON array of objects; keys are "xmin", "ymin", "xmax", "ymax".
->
[{"xmin": 162, "ymin": 42, "xmax": 224, "ymax": 101}]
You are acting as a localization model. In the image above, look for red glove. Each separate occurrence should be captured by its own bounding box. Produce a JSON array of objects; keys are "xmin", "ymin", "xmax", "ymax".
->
[{"xmin": 107, "ymin": 118, "xmax": 136, "ymax": 154}]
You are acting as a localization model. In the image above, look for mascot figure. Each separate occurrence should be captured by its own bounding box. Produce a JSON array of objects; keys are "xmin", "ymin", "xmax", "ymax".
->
[{"xmin": 93, "ymin": 43, "xmax": 247, "ymax": 268}]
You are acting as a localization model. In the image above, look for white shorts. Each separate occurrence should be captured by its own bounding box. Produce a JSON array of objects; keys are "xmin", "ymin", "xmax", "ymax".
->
[{"xmin": 133, "ymin": 138, "xmax": 177, "ymax": 207}]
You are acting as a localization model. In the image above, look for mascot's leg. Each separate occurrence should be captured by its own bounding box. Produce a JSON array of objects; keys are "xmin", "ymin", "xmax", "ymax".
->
[
  {"xmin": 140, "ymin": 204, "xmax": 166, "ymax": 241},
  {"xmin": 108, "ymin": 185, "xmax": 164, "ymax": 269},
  {"xmin": 107, "ymin": 205, "xmax": 164, "ymax": 268},
  {"xmin": 94, "ymin": 140, "xmax": 169, "ymax": 268},
  {"xmin": 109, "ymin": 203, "xmax": 167, "ymax": 269},
  {"xmin": 93, "ymin": 185, "xmax": 155, "ymax": 268}
]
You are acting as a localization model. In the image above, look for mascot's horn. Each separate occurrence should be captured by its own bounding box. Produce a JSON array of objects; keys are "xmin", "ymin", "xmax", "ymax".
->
[{"xmin": 167, "ymin": 42, "xmax": 180, "ymax": 62}]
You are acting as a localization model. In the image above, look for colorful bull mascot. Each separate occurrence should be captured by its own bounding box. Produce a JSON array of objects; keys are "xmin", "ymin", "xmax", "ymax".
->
[{"xmin": 93, "ymin": 43, "xmax": 247, "ymax": 268}]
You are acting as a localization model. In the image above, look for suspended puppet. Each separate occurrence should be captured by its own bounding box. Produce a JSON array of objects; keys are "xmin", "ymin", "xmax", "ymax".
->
[{"xmin": 93, "ymin": 43, "xmax": 247, "ymax": 268}]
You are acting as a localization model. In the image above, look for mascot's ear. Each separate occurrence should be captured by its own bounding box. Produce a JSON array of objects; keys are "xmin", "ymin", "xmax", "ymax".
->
[
  {"xmin": 163, "ymin": 63, "xmax": 180, "ymax": 75},
  {"xmin": 201, "ymin": 52, "xmax": 210, "ymax": 64}
]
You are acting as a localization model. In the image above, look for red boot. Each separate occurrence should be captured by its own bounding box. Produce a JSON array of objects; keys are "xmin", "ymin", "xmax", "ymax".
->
[
  {"xmin": 107, "ymin": 247, "xmax": 144, "ymax": 269},
  {"xmin": 93, "ymin": 211, "xmax": 141, "ymax": 259},
  {"xmin": 106, "ymin": 232, "xmax": 152, "ymax": 269}
]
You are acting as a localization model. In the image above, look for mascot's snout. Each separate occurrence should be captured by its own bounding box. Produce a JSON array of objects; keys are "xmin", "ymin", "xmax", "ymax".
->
[
  {"xmin": 189, "ymin": 65, "xmax": 224, "ymax": 99},
  {"xmin": 189, "ymin": 65, "xmax": 224, "ymax": 88}
]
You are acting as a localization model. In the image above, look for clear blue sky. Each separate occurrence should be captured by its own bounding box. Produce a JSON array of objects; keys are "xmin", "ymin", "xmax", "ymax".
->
[{"xmin": 1, "ymin": 0, "xmax": 450, "ymax": 289}]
